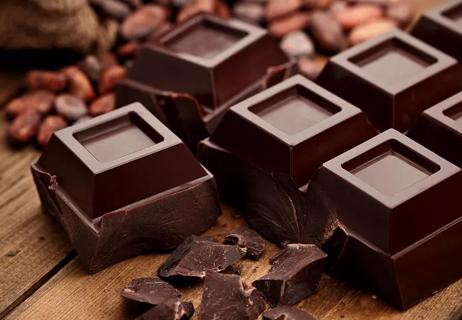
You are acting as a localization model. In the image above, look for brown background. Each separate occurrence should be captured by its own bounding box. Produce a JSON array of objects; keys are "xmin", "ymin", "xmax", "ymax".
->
[{"xmin": 0, "ymin": 0, "xmax": 461, "ymax": 319}]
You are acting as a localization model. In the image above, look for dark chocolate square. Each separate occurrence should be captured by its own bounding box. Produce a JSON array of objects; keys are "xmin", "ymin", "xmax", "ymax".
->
[
  {"xmin": 37, "ymin": 102, "xmax": 207, "ymax": 219},
  {"xmin": 409, "ymin": 91, "xmax": 462, "ymax": 167},
  {"xmin": 318, "ymin": 129, "xmax": 462, "ymax": 254},
  {"xmin": 211, "ymin": 75, "xmax": 377, "ymax": 186},
  {"xmin": 126, "ymin": 14, "xmax": 288, "ymax": 110},
  {"xmin": 412, "ymin": 0, "xmax": 462, "ymax": 61},
  {"xmin": 318, "ymin": 30, "xmax": 462, "ymax": 131}
]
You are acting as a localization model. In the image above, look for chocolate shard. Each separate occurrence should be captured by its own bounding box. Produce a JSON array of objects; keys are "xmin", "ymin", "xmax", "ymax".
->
[
  {"xmin": 121, "ymin": 277, "xmax": 181, "ymax": 305},
  {"xmin": 198, "ymin": 272, "xmax": 266, "ymax": 320},
  {"xmin": 136, "ymin": 299, "xmax": 194, "ymax": 320},
  {"xmin": 263, "ymin": 306, "xmax": 317, "ymax": 320},
  {"xmin": 158, "ymin": 236, "xmax": 245, "ymax": 282},
  {"xmin": 253, "ymin": 244, "xmax": 327, "ymax": 307},
  {"xmin": 223, "ymin": 227, "xmax": 266, "ymax": 260}
]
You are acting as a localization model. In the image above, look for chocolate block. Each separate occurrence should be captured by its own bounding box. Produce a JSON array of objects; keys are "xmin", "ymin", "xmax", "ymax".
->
[
  {"xmin": 117, "ymin": 14, "xmax": 288, "ymax": 149},
  {"xmin": 198, "ymin": 272, "xmax": 266, "ymax": 320},
  {"xmin": 210, "ymin": 75, "xmax": 377, "ymax": 186},
  {"xmin": 409, "ymin": 91, "xmax": 462, "ymax": 167},
  {"xmin": 412, "ymin": 0, "xmax": 462, "ymax": 61},
  {"xmin": 223, "ymin": 227, "xmax": 266, "ymax": 260},
  {"xmin": 318, "ymin": 30, "xmax": 462, "ymax": 131},
  {"xmin": 31, "ymin": 103, "xmax": 221, "ymax": 273},
  {"xmin": 253, "ymin": 244, "xmax": 327, "ymax": 307},
  {"xmin": 316, "ymin": 129, "xmax": 462, "ymax": 254},
  {"xmin": 121, "ymin": 277, "xmax": 181, "ymax": 305},
  {"xmin": 263, "ymin": 306, "xmax": 317, "ymax": 320},
  {"xmin": 158, "ymin": 236, "xmax": 245, "ymax": 282},
  {"xmin": 331, "ymin": 216, "xmax": 462, "ymax": 309},
  {"xmin": 136, "ymin": 299, "xmax": 194, "ymax": 320}
]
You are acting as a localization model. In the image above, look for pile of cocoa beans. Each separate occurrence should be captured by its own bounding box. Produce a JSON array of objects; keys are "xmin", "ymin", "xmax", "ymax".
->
[{"xmin": 5, "ymin": 0, "xmax": 415, "ymax": 149}]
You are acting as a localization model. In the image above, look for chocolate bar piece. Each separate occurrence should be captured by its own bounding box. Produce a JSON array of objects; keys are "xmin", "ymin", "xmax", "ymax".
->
[
  {"xmin": 318, "ymin": 30, "xmax": 462, "ymax": 131},
  {"xmin": 330, "ymin": 217, "xmax": 462, "ymax": 310},
  {"xmin": 223, "ymin": 227, "xmax": 266, "ymax": 260},
  {"xmin": 412, "ymin": 0, "xmax": 462, "ymax": 61},
  {"xmin": 198, "ymin": 272, "xmax": 266, "ymax": 320},
  {"xmin": 317, "ymin": 129, "xmax": 462, "ymax": 254},
  {"xmin": 136, "ymin": 299, "xmax": 194, "ymax": 320},
  {"xmin": 409, "ymin": 91, "xmax": 462, "ymax": 168},
  {"xmin": 313, "ymin": 129, "xmax": 462, "ymax": 309},
  {"xmin": 121, "ymin": 277, "xmax": 181, "ymax": 305},
  {"xmin": 158, "ymin": 236, "xmax": 245, "ymax": 282},
  {"xmin": 263, "ymin": 306, "xmax": 317, "ymax": 320},
  {"xmin": 198, "ymin": 75, "xmax": 376, "ymax": 245},
  {"xmin": 31, "ymin": 103, "xmax": 221, "ymax": 273},
  {"xmin": 253, "ymin": 244, "xmax": 327, "ymax": 307},
  {"xmin": 117, "ymin": 14, "xmax": 288, "ymax": 149}
]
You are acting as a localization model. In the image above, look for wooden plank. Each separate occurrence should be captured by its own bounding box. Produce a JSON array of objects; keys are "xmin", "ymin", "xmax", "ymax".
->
[
  {"xmin": 5, "ymin": 206, "xmax": 462, "ymax": 320},
  {"xmin": 0, "ymin": 77, "xmax": 73, "ymax": 318}
]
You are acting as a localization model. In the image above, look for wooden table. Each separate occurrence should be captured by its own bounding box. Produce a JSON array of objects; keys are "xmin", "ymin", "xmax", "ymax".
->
[{"xmin": 0, "ymin": 1, "xmax": 461, "ymax": 319}]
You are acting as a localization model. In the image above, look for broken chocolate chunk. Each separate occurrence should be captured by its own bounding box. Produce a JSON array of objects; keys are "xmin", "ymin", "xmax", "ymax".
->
[
  {"xmin": 198, "ymin": 272, "xmax": 266, "ymax": 320},
  {"xmin": 158, "ymin": 236, "xmax": 245, "ymax": 282},
  {"xmin": 253, "ymin": 244, "xmax": 327, "ymax": 306},
  {"xmin": 136, "ymin": 299, "xmax": 194, "ymax": 320},
  {"xmin": 263, "ymin": 306, "xmax": 317, "ymax": 320},
  {"xmin": 121, "ymin": 277, "xmax": 181, "ymax": 305},
  {"xmin": 223, "ymin": 227, "xmax": 266, "ymax": 260}
]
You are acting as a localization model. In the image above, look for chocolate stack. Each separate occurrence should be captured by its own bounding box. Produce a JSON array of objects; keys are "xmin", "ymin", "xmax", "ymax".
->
[{"xmin": 30, "ymin": 1, "xmax": 462, "ymax": 314}]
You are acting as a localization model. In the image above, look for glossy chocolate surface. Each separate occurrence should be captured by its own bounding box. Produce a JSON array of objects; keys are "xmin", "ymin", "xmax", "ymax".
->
[
  {"xmin": 253, "ymin": 244, "xmax": 327, "ymax": 307},
  {"xmin": 121, "ymin": 277, "xmax": 181, "ymax": 306},
  {"xmin": 318, "ymin": 129, "xmax": 462, "ymax": 254},
  {"xmin": 210, "ymin": 75, "xmax": 377, "ymax": 186},
  {"xmin": 32, "ymin": 103, "xmax": 221, "ymax": 272},
  {"xmin": 318, "ymin": 30, "xmax": 462, "ymax": 131},
  {"xmin": 412, "ymin": 0, "xmax": 462, "ymax": 61},
  {"xmin": 330, "ymin": 216, "xmax": 462, "ymax": 309},
  {"xmin": 409, "ymin": 91, "xmax": 462, "ymax": 167}
]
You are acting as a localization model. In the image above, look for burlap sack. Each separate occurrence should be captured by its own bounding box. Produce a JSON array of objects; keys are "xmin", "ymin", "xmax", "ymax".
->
[{"xmin": 0, "ymin": 0, "xmax": 117, "ymax": 53}]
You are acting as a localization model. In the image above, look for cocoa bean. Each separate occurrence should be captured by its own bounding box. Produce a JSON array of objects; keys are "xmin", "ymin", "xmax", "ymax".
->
[
  {"xmin": 6, "ymin": 91, "xmax": 55, "ymax": 118},
  {"xmin": 89, "ymin": 93, "xmax": 116, "ymax": 116},
  {"xmin": 79, "ymin": 55, "xmax": 103, "ymax": 82},
  {"xmin": 55, "ymin": 94, "xmax": 88, "ymax": 121},
  {"xmin": 386, "ymin": 0, "xmax": 414, "ymax": 26},
  {"xmin": 121, "ymin": 5, "xmax": 169, "ymax": 40},
  {"xmin": 303, "ymin": 0, "xmax": 332, "ymax": 9},
  {"xmin": 26, "ymin": 70, "xmax": 67, "ymax": 92},
  {"xmin": 233, "ymin": 2, "xmax": 264, "ymax": 24},
  {"xmin": 63, "ymin": 66, "xmax": 96, "ymax": 102},
  {"xmin": 176, "ymin": 0, "xmax": 230, "ymax": 23},
  {"xmin": 334, "ymin": 4, "xmax": 383, "ymax": 30},
  {"xmin": 269, "ymin": 12, "xmax": 311, "ymax": 38},
  {"xmin": 280, "ymin": 31, "xmax": 314, "ymax": 57},
  {"xmin": 8, "ymin": 110, "xmax": 41, "ymax": 146},
  {"xmin": 37, "ymin": 115, "xmax": 68, "ymax": 147},
  {"xmin": 90, "ymin": 0, "xmax": 131, "ymax": 20},
  {"xmin": 348, "ymin": 18, "xmax": 397, "ymax": 45},
  {"xmin": 265, "ymin": 0, "xmax": 301, "ymax": 21},
  {"xmin": 311, "ymin": 11, "xmax": 348, "ymax": 52},
  {"xmin": 117, "ymin": 41, "xmax": 140, "ymax": 58},
  {"xmin": 99, "ymin": 65, "xmax": 128, "ymax": 94},
  {"xmin": 297, "ymin": 57, "xmax": 326, "ymax": 80}
]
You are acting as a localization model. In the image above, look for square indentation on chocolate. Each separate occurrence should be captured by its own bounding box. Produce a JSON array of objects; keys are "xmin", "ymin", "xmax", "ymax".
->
[
  {"xmin": 318, "ymin": 30, "xmax": 462, "ymax": 132},
  {"xmin": 211, "ymin": 75, "xmax": 377, "ymax": 185},
  {"xmin": 343, "ymin": 140, "xmax": 438, "ymax": 196},
  {"xmin": 443, "ymin": 2, "xmax": 462, "ymax": 27},
  {"xmin": 409, "ymin": 91, "xmax": 462, "ymax": 167},
  {"xmin": 75, "ymin": 112, "xmax": 164, "ymax": 162},
  {"xmin": 320, "ymin": 129, "xmax": 462, "ymax": 254},
  {"xmin": 412, "ymin": 1, "xmax": 462, "ymax": 62},
  {"xmin": 164, "ymin": 19, "xmax": 247, "ymax": 59},
  {"xmin": 249, "ymin": 85, "xmax": 341, "ymax": 135},
  {"xmin": 349, "ymin": 39, "xmax": 436, "ymax": 85}
]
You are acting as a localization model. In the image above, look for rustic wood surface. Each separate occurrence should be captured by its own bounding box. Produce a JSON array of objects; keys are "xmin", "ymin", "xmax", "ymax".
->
[{"xmin": 0, "ymin": 1, "xmax": 461, "ymax": 319}]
